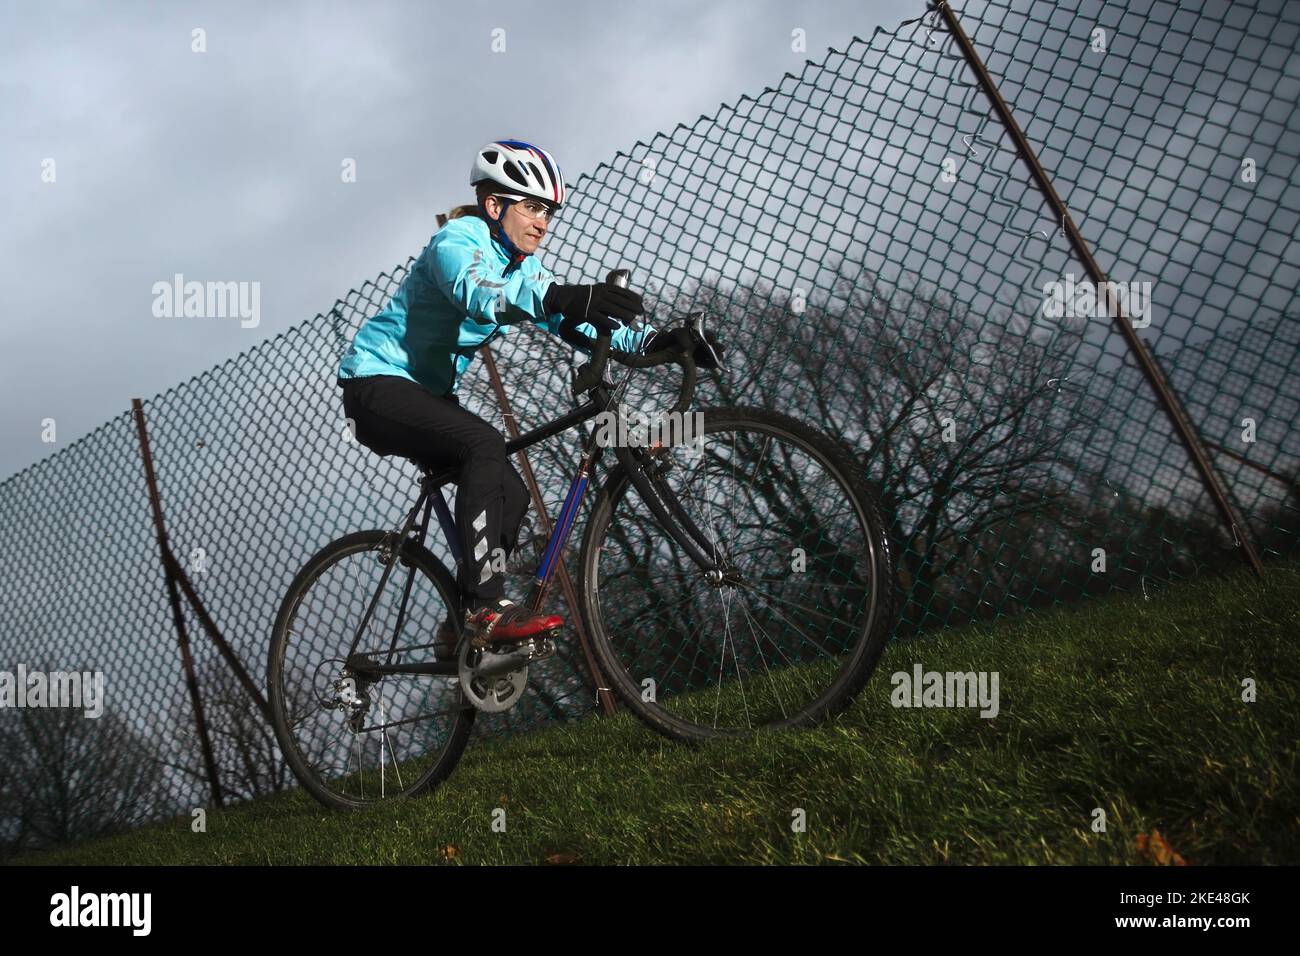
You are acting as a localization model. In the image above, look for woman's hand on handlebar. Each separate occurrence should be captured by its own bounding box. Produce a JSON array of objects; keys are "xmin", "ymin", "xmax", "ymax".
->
[
  {"xmin": 545, "ymin": 281, "xmax": 645, "ymax": 348},
  {"xmin": 644, "ymin": 326, "xmax": 724, "ymax": 369}
]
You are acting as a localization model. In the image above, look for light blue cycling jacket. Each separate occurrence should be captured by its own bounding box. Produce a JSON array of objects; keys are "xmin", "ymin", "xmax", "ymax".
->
[{"xmin": 337, "ymin": 215, "xmax": 651, "ymax": 396}]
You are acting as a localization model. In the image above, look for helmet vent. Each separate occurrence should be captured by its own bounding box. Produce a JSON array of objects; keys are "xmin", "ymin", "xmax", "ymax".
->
[
  {"xmin": 482, "ymin": 149, "xmax": 499, "ymax": 164},
  {"xmin": 504, "ymin": 161, "xmax": 528, "ymax": 186}
]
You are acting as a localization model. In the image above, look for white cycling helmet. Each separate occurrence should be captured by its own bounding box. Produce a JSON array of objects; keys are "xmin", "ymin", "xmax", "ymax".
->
[{"xmin": 470, "ymin": 140, "xmax": 566, "ymax": 207}]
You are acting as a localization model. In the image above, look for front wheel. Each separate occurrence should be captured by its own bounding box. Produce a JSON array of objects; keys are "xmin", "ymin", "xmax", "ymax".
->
[{"xmin": 577, "ymin": 406, "xmax": 896, "ymax": 742}]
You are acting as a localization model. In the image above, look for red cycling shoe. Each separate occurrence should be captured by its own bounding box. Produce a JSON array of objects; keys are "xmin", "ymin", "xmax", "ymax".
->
[{"xmin": 464, "ymin": 598, "xmax": 563, "ymax": 650}]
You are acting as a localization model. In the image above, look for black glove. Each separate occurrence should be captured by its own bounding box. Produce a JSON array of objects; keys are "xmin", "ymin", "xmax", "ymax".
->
[
  {"xmin": 644, "ymin": 327, "xmax": 724, "ymax": 369},
  {"xmin": 544, "ymin": 281, "xmax": 645, "ymax": 338}
]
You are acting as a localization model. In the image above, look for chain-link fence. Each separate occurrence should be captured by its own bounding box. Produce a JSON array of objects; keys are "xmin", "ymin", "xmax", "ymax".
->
[{"xmin": 1, "ymin": 0, "xmax": 1297, "ymax": 853}]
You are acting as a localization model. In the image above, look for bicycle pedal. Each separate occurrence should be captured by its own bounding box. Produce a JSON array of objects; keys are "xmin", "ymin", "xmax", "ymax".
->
[
  {"xmin": 470, "ymin": 634, "xmax": 556, "ymax": 659},
  {"xmin": 469, "ymin": 633, "xmax": 527, "ymax": 653},
  {"xmin": 526, "ymin": 635, "xmax": 557, "ymax": 662}
]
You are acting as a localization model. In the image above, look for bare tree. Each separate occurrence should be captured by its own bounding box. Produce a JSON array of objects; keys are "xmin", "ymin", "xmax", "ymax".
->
[
  {"xmin": 664, "ymin": 266, "xmax": 1103, "ymax": 632},
  {"xmin": 0, "ymin": 703, "xmax": 164, "ymax": 857}
]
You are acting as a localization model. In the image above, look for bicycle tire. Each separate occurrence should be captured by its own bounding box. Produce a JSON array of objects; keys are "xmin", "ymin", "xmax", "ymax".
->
[
  {"xmin": 268, "ymin": 530, "xmax": 475, "ymax": 810},
  {"xmin": 577, "ymin": 406, "xmax": 896, "ymax": 742}
]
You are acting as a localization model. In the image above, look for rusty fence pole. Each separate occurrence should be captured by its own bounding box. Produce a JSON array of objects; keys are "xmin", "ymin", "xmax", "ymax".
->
[
  {"xmin": 933, "ymin": 1, "xmax": 1265, "ymax": 575},
  {"xmin": 479, "ymin": 348, "xmax": 618, "ymax": 716},
  {"xmin": 131, "ymin": 398, "xmax": 225, "ymax": 808},
  {"xmin": 130, "ymin": 402, "xmax": 272, "ymax": 726}
]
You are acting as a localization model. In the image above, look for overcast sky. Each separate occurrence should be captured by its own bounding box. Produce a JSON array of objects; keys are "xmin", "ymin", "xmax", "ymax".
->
[{"xmin": 0, "ymin": 0, "xmax": 923, "ymax": 481}]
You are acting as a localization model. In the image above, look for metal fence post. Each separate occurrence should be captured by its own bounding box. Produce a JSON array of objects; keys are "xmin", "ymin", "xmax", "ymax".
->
[
  {"xmin": 933, "ymin": 0, "xmax": 1265, "ymax": 575},
  {"xmin": 131, "ymin": 399, "xmax": 225, "ymax": 808}
]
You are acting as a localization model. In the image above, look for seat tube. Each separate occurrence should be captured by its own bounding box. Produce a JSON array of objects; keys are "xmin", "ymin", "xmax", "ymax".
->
[{"xmin": 431, "ymin": 488, "xmax": 461, "ymax": 564}]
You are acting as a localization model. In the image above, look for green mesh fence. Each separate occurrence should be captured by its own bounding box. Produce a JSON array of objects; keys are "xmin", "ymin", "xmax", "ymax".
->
[{"xmin": 1, "ymin": 0, "xmax": 1297, "ymax": 851}]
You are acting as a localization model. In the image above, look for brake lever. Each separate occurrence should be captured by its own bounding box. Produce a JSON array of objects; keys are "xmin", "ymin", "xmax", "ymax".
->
[{"xmin": 684, "ymin": 311, "xmax": 722, "ymax": 370}]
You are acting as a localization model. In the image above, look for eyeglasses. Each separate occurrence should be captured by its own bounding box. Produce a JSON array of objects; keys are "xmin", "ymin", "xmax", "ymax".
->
[{"xmin": 492, "ymin": 194, "xmax": 560, "ymax": 222}]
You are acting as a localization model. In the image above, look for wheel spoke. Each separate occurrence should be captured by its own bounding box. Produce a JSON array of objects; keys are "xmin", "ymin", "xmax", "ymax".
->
[
  {"xmin": 732, "ymin": 581, "xmax": 843, "ymax": 658},
  {"xmin": 716, "ymin": 586, "xmax": 752, "ymax": 729},
  {"xmin": 735, "ymin": 595, "xmax": 792, "ymax": 720}
]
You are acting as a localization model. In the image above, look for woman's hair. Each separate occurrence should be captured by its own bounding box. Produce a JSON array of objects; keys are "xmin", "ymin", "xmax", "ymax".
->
[{"xmin": 447, "ymin": 182, "xmax": 502, "ymax": 223}]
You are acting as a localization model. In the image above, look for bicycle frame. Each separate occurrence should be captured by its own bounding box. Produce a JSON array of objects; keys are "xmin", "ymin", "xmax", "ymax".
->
[{"xmin": 346, "ymin": 379, "xmax": 723, "ymax": 678}]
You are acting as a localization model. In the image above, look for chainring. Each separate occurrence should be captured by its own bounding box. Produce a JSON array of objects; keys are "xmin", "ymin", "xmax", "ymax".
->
[{"xmin": 457, "ymin": 642, "xmax": 529, "ymax": 713}]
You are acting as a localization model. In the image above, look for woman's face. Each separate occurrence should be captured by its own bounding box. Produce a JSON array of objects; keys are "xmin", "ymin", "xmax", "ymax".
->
[{"xmin": 484, "ymin": 195, "xmax": 550, "ymax": 256}]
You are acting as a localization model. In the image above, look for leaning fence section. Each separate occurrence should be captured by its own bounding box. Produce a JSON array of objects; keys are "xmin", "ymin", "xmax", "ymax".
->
[{"xmin": 0, "ymin": 0, "xmax": 1297, "ymax": 853}]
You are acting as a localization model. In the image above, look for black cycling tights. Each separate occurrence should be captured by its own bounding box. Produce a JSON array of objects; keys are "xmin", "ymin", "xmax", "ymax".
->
[{"xmin": 339, "ymin": 375, "xmax": 528, "ymax": 608}]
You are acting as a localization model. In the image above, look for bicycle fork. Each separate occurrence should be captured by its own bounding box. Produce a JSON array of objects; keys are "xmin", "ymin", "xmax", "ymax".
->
[{"xmin": 523, "ymin": 406, "xmax": 727, "ymax": 617}]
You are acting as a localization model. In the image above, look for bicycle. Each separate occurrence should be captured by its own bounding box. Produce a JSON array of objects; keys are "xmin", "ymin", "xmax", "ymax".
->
[{"xmin": 267, "ymin": 270, "xmax": 897, "ymax": 810}]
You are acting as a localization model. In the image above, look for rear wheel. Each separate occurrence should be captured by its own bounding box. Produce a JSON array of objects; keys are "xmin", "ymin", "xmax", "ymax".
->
[
  {"xmin": 268, "ymin": 530, "xmax": 475, "ymax": 810},
  {"xmin": 578, "ymin": 406, "xmax": 896, "ymax": 742}
]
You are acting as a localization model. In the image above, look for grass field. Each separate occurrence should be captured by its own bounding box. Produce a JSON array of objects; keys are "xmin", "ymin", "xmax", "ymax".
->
[{"xmin": 13, "ymin": 565, "xmax": 1298, "ymax": 865}]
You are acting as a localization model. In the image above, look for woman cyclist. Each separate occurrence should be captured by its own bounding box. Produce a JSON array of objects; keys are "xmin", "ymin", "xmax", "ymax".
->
[{"xmin": 336, "ymin": 140, "xmax": 716, "ymax": 657}]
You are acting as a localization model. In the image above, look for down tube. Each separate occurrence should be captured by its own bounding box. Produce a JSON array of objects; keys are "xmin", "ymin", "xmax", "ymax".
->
[{"xmin": 534, "ymin": 467, "xmax": 590, "ymax": 592}]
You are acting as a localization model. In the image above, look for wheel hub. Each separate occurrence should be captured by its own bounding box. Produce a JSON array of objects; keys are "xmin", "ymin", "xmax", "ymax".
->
[{"xmin": 703, "ymin": 566, "xmax": 744, "ymax": 588}]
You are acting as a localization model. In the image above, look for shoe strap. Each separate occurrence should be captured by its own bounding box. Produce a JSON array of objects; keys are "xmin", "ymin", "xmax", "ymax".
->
[{"xmin": 473, "ymin": 599, "xmax": 516, "ymax": 640}]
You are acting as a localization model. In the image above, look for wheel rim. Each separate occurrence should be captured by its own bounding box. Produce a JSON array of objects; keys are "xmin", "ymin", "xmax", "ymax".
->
[
  {"xmin": 273, "ymin": 536, "xmax": 468, "ymax": 806},
  {"xmin": 589, "ymin": 416, "xmax": 886, "ymax": 736}
]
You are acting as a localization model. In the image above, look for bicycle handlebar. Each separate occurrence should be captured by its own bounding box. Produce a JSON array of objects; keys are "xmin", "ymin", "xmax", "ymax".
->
[{"xmin": 569, "ymin": 269, "xmax": 703, "ymax": 415}]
